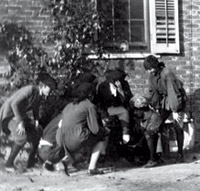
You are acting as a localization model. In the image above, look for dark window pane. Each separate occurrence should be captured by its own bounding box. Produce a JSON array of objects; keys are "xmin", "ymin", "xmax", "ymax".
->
[
  {"xmin": 104, "ymin": 21, "xmax": 114, "ymax": 41},
  {"xmin": 115, "ymin": 20, "xmax": 129, "ymax": 42},
  {"xmin": 98, "ymin": 0, "xmax": 113, "ymax": 18},
  {"xmin": 130, "ymin": 0, "xmax": 144, "ymax": 19},
  {"xmin": 131, "ymin": 21, "xmax": 145, "ymax": 42},
  {"xmin": 114, "ymin": 0, "xmax": 129, "ymax": 19}
]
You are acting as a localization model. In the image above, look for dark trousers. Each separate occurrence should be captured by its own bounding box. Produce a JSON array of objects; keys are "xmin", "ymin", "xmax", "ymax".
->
[
  {"xmin": 38, "ymin": 145, "xmax": 65, "ymax": 164},
  {"xmin": 159, "ymin": 110, "xmax": 184, "ymax": 157},
  {"xmin": 144, "ymin": 130, "xmax": 159, "ymax": 162},
  {"xmin": 6, "ymin": 118, "xmax": 40, "ymax": 168}
]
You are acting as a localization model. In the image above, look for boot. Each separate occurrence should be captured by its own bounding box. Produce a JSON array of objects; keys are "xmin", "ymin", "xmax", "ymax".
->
[
  {"xmin": 5, "ymin": 144, "xmax": 22, "ymax": 170},
  {"xmin": 27, "ymin": 141, "xmax": 39, "ymax": 168},
  {"xmin": 144, "ymin": 132, "xmax": 158, "ymax": 168},
  {"xmin": 175, "ymin": 125, "xmax": 184, "ymax": 163},
  {"xmin": 62, "ymin": 155, "xmax": 71, "ymax": 176}
]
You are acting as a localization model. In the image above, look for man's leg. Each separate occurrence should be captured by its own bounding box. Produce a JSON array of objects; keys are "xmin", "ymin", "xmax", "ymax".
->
[
  {"xmin": 5, "ymin": 119, "xmax": 26, "ymax": 171},
  {"xmin": 107, "ymin": 106, "xmax": 130, "ymax": 143},
  {"xmin": 144, "ymin": 131, "xmax": 158, "ymax": 168},
  {"xmin": 38, "ymin": 145, "xmax": 66, "ymax": 171},
  {"xmin": 26, "ymin": 119, "xmax": 41, "ymax": 168},
  {"xmin": 27, "ymin": 139, "xmax": 40, "ymax": 168},
  {"xmin": 5, "ymin": 143, "xmax": 23, "ymax": 170},
  {"xmin": 88, "ymin": 140, "xmax": 107, "ymax": 175},
  {"xmin": 174, "ymin": 123, "xmax": 184, "ymax": 163}
]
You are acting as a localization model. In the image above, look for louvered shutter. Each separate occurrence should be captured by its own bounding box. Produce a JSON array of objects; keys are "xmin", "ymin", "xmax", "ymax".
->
[{"xmin": 149, "ymin": 0, "xmax": 180, "ymax": 54}]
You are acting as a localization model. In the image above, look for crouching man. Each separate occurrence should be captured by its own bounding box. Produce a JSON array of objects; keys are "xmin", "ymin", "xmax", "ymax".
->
[
  {"xmin": 56, "ymin": 82, "xmax": 109, "ymax": 176},
  {"xmin": 38, "ymin": 114, "xmax": 65, "ymax": 171},
  {"xmin": 130, "ymin": 94, "xmax": 163, "ymax": 168},
  {"xmin": 0, "ymin": 73, "xmax": 57, "ymax": 171}
]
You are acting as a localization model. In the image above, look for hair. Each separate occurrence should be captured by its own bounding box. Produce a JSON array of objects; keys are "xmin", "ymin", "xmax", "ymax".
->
[
  {"xmin": 72, "ymin": 82, "xmax": 96, "ymax": 104},
  {"xmin": 130, "ymin": 94, "xmax": 149, "ymax": 109},
  {"xmin": 143, "ymin": 55, "xmax": 165, "ymax": 71}
]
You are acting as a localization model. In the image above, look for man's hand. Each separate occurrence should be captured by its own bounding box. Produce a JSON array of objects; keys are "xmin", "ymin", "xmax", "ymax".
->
[
  {"xmin": 58, "ymin": 119, "xmax": 63, "ymax": 128},
  {"xmin": 115, "ymin": 80, "xmax": 125, "ymax": 97},
  {"xmin": 16, "ymin": 121, "xmax": 25, "ymax": 135},
  {"xmin": 172, "ymin": 112, "xmax": 182, "ymax": 123},
  {"xmin": 122, "ymin": 134, "xmax": 130, "ymax": 144},
  {"xmin": 35, "ymin": 121, "xmax": 43, "ymax": 135},
  {"xmin": 35, "ymin": 120, "xmax": 39, "ymax": 128},
  {"xmin": 109, "ymin": 83, "xmax": 117, "ymax": 97}
]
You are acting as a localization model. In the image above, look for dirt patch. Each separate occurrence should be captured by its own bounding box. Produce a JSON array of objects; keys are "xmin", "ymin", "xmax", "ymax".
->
[{"xmin": 1, "ymin": 151, "xmax": 200, "ymax": 191}]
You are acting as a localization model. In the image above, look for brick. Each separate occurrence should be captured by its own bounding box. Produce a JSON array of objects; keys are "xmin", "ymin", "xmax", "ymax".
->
[{"xmin": 0, "ymin": 0, "xmax": 200, "ymax": 145}]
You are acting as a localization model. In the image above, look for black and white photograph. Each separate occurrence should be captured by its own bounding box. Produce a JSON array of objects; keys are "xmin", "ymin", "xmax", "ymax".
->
[{"xmin": 0, "ymin": 0, "xmax": 200, "ymax": 190}]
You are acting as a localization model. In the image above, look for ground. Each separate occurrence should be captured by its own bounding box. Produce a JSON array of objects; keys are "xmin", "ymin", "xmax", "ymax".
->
[{"xmin": 1, "ymin": 151, "xmax": 200, "ymax": 191}]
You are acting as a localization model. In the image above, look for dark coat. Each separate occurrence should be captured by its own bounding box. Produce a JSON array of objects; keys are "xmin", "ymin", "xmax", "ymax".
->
[
  {"xmin": 0, "ymin": 85, "xmax": 41, "ymax": 131},
  {"xmin": 42, "ymin": 114, "xmax": 62, "ymax": 145},
  {"xmin": 57, "ymin": 99, "xmax": 105, "ymax": 152},
  {"xmin": 97, "ymin": 80, "xmax": 132, "ymax": 109}
]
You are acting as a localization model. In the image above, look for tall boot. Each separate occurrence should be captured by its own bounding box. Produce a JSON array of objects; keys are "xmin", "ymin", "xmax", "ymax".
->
[
  {"xmin": 175, "ymin": 126, "xmax": 184, "ymax": 163},
  {"xmin": 6, "ymin": 144, "xmax": 22, "ymax": 168},
  {"xmin": 144, "ymin": 132, "xmax": 158, "ymax": 168},
  {"xmin": 27, "ymin": 142, "xmax": 38, "ymax": 168}
]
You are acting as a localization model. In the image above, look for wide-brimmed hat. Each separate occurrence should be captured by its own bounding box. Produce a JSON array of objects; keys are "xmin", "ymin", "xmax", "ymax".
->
[
  {"xmin": 36, "ymin": 72, "xmax": 57, "ymax": 90},
  {"xmin": 105, "ymin": 69, "xmax": 127, "ymax": 82},
  {"xmin": 77, "ymin": 72, "xmax": 97, "ymax": 83}
]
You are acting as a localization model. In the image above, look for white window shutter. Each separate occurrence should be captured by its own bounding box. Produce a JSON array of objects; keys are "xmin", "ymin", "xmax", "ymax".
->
[{"xmin": 149, "ymin": 0, "xmax": 180, "ymax": 54}]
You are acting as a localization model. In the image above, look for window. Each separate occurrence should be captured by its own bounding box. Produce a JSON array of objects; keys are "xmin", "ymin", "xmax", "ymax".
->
[{"xmin": 96, "ymin": 0, "xmax": 179, "ymax": 57}]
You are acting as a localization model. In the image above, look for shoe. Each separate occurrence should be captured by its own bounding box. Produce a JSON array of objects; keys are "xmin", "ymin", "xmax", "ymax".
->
[
  {"xmin": 44, "ymin": 161, "xmax": 54, "ymax": 171},
  {"xmin": 62, "ymin": 158, "xmax": 70, "ymax": 176},
  {"xmin": 175, "ymin": 154, "xmax": 184, "ymax": 163},
  {"xmin": 143, "ymin": 160, "xmax": 158, "ymax": 168},
  {"xmin": 87, "ymin": 168, "xmax": 104, "ymax": 176}
]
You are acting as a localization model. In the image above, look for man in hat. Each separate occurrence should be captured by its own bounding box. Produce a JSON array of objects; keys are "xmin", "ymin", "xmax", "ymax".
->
[
  {"xmin": 0, "ymin": 72, "xmax": 57, "ymax": 171},
  {"xmin": 97, "ymin": 69, "xmax": 133, "ymax": 146}
]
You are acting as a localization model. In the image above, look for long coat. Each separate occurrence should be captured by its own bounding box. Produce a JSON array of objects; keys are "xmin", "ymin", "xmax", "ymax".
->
[
  {"xmin": 0, "ymin": 85, "xmax": 41, "ymax": 131},
  {"xmin": 57, "ymin": 99, "xmax": 105, "ymax": 152},
  {"xmin": 147, "ymin": 67, "xmax": 187, "ymax": 112}
]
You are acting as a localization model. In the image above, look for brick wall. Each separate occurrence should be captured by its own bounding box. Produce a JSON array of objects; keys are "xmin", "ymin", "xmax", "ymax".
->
[{"xmin": 0, "ymin": 0, "xmax": 200, "ymax": 145}]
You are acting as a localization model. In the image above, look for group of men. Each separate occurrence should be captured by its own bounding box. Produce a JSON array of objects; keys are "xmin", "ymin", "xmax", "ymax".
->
[{"xmin": 0, "ymin": 55, "xmax": 188, "ymax": 175}]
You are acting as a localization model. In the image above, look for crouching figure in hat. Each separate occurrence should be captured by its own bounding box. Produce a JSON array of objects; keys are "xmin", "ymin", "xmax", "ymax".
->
[
  {"xmin": 54, "ymin": 82, "xmax": 109, "ymax": 176},
  {"xmin": 0, "ymin": 72, "xmax": 57, "ymax": 172}
]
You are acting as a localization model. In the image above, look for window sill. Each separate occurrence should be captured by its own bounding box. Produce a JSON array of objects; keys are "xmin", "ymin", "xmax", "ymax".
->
[{"xmin": 87, "ymin": 53, "xmax": 160, "ymax": 60}]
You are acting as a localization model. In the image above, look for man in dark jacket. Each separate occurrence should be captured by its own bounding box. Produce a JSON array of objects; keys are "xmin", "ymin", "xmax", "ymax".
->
[
  {"xmin": 143, "ymin": 55, "xmax": 187, "ymax": 162},
  {"xmin": 0, "ymin": 72, "xmax": 57, "ymax": 171},
  {"xmin": 97, "ymin": 69, "xmax": 133, "ymax": 145}
]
